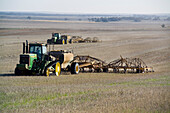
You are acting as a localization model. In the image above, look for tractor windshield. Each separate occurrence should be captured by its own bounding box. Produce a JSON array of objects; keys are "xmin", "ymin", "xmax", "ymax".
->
[
  {"xmin": 29, "ymin": 45, "xmax": 42, "ymax": 59},
  {"xmin": 52, "ymin": 33, "xmax": 61, "ymax": 40}
]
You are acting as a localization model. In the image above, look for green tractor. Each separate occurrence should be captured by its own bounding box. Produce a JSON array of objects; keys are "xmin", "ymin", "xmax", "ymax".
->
[
  {"xmin": 47, "ymin": 33, "xmax": 72, "ymax": 44},
  {"xmin": 15, "ymin": 40, "xmax": 79, "ymax": 76}
]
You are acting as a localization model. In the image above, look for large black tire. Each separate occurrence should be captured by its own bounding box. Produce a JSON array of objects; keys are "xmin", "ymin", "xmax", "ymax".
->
[
  {"xmin": 96, "ymin": 68, "xmax": 103, "ymax": 72},
  {"xmin": 136, "ymin": 67, "xmax": 141, "ymax": 73},
  {"xmin": 47, "ymin": 39, "xmax": 52, "ymax": 44},
  {"xmin": 14, "ymin": 68, "xmax": 28, "ymax": 75},
  {"xmin": 69, "ymin": 39, "xmax": 73, "ymax": 44},
  {"xmin": 65, "ymin": 39, "xmax": 68, "ymax": 44},
  {"xmin": 15, "ymin": 68, "xmax": 21, "ymax": 75},
  {"xmin": 44, "ymin": 61, "xmax": 61, "ymax": 77},
  {"xmin": 71, "ymin": 62, "xmax": 79, "ymax": 74},
  {"xmin": 103, "ymin": 68, "xmax": 108, "ymax": 72}
]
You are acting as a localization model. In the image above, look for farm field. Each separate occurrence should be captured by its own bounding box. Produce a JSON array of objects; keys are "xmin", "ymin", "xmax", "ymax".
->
[{"xmin": 0, "ymin": 19, "xmax": 170, "ymax": 112}]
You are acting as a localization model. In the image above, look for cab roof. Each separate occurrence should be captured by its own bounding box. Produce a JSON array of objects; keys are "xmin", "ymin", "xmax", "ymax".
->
[{"xmin": 29, "ymin": 42, "xmax": 46, "ymax": 46}]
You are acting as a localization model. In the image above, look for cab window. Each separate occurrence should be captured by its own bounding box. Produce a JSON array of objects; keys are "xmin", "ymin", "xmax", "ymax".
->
[
  {"xmin": 42, "ymin": 46, "xmax": 47, "ymax": 54},
  {"xmin": 30, "ymin": 46, "xmax": 41, "ymax": 54},
  {"xmin": 30, "ymin": 45, "xmax": 42, "ymax": 59}
]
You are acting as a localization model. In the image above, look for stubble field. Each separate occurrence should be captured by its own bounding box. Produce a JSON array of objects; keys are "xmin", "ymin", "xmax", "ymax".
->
[{"xmin": 0, "ymin": 19, "xmax": 170, "ymax": 112}]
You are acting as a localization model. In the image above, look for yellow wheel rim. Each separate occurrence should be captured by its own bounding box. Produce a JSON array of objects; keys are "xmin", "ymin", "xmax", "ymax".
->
[
  {"xmin": 76, "ymin": 65, "xmax": 79, "ymax": 73},
  {"xmin": 46, "ymin": 68, "xmax": 50, "ymax": 77},
  {"xmin": 62, "ymin": 40, "xmax": 65, "ymax": 44},
  {"xmin": 55, "ymin": 62, "xmax": 61, "ymax": 76}
]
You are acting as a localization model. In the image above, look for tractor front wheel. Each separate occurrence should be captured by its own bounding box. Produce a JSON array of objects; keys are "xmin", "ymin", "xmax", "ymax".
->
[
  {"xmin": 45, "ymin": 68, "xmax": 50, "ymax": 77},
  {"xmin": 15, "ymin": 68, "xmax": 21, "ymax": 75}
]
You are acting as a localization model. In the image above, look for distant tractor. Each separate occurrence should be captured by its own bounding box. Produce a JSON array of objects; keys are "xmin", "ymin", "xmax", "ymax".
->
[
  {"xmin": 47, "ymin": 33, "xmax": 72, "ymax": 44},
  {"xmin": 15, "ymin": 40, "xmax": 79, "ymax": 76}
]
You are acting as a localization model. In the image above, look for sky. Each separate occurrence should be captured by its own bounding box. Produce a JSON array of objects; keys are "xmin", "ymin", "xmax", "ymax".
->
[{"xmin": 0, "ymin": 0, "xmax": 170, "ymax": 14}]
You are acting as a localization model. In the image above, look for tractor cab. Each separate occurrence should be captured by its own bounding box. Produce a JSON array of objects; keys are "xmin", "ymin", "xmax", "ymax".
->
[
  {"xmin": 47, "ymin": 33, "xmax": 72, "ymax": 44},
  {"xmin": 15, "ymin": 40, "xmax": 48, "ymax": 75},
  {"xmin": 29, "ymin": 43, "xmax": 47, "ymax": 60},
  {"xmin": 52, "ymin": 33, "xmax": 61, "ymax": 41}
]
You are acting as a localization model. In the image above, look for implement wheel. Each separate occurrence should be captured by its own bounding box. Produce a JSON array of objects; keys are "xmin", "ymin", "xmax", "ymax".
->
[
  {"xmin": 103, "ymin": 68, "xmax": 108, "ymax": 72},
  {"xmin": 71, "ymin": 62, "xmax": 79, "ymax": 74},
  {"xmin": 69, "ymin": 39, "xmax": 73, "ymax": 44}
]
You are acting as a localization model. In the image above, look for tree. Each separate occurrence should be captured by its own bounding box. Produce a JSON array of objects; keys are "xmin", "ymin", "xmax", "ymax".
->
[
  {"xmin": 134, "ymin": 19, "xmax": 141, "ymax": 22},
  {"xmin": 153, "ymin": 17, "xmax": 160, "ymax": 21},
  {"xmin": 161, "ymin": 24, "xmax": 165, "ymax": 28},
  {"xmin": 27, "ymin": 16, "xmax": 31, "ymax": 20},
  {"xmin": 64, "ymin": 18, "xmax": 68, "ymax": 21}
]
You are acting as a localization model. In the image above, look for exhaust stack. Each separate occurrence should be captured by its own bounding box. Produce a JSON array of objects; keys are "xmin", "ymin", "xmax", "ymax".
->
[
  {"xmin": 26, "ymin": 40, "xmax": 29, "ymax": 53},
  {"xmin": 23, "ymin": 42, "xmax": 25, "ymax": 54}
]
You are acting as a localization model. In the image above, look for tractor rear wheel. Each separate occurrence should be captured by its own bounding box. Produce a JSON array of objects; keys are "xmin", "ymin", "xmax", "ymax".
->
[
  {"xmin": 71, "ymin": 62, "xmax": 79, "ymax": 74},
  {"xmin": 15, "ymin": 68, "xmax": 28, "ymax": 75},
  {"xmin": 65, "ymin": 39, "xmax": 68, "ymax": 44},
  {"xmin": 62, "ymin": 39, "xmax": 65, "ymax": 45},
  {"xmin": 55, "ymin": 62, "xmax": 61, "ymax": 76},
  {"xmin": 44, "ymin": 61, "xmax": 61, "ymax": 77}
]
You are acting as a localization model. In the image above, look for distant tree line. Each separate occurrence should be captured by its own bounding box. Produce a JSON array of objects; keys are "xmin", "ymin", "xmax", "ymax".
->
[
  {"xmin": 88, "ymin": 17, "xmax": 121, "ymax": 22},
  {"xmin": 88, "ymin": 17, "xmax": 144, "ymax": 22},
  {"xmin": 88, "ymin": 16, "xmax": 170, "ymax": 22},
  {"xmin": 165, "ymin": 17, "xmax": 170, "ymax": 21}
]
